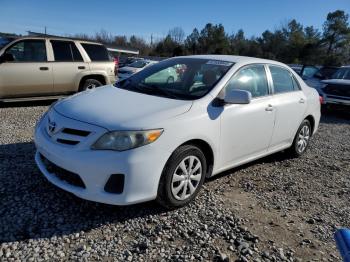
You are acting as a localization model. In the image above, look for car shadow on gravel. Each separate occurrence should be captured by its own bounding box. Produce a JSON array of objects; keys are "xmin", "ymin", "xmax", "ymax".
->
[
  {"xmin": 0, "ymin": 100, "xmax": 56, "ymax": 108},
  {"xmin": 321, "ymin": 106, "xmax": 350, "ymax": 124},
  {"xmin": 0, "ymin": 142, "xmax": 167, "ymax": 243}
]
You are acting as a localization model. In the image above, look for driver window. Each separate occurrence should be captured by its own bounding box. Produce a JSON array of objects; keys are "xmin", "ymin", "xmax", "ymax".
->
[
  {"xmin": 5, "ymin": 40, "xmax": 47, "ymax": 62},
  {"xmin": 226, "ymin": 65, "xmax": 269, "ymax": 98}
]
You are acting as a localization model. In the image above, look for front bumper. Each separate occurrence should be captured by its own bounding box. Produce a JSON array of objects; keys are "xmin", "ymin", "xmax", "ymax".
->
[{"xmin": 34, "ymin": 111, "xmax": 171, "ymax": 205}]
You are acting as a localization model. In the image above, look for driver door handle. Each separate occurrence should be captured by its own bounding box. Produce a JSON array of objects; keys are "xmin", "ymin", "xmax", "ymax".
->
[
  {"xmin": 299, "ymin": 98, "xmax": 305, "ymax": 103},
  {"xmin": 265, "ymin": 104, "xmax": 274, "ymax": 111},
  {"xmin": 39, "ymin": 67, "xmax": 49, "ymax": 71}
]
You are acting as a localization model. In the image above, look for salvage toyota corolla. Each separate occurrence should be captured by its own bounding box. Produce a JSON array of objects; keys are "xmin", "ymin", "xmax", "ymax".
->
[{"xmin": 34, "ymin": 55, "xmax": 321, "ymax": 208}]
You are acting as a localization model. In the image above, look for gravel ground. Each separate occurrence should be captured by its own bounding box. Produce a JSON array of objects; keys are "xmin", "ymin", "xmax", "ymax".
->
[{"xmin": 0, "ymin": 101, "xmax": 349, "ymax": 261}]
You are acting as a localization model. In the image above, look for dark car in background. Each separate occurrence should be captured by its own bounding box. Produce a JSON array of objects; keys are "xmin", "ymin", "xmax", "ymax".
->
[
  {"xmin": 319, "ymin": 66, "xmax": 350, "ymax": 106},
  {"xmin": 300, "ymin": 65, "xmax": 339, "ymax": 93}
]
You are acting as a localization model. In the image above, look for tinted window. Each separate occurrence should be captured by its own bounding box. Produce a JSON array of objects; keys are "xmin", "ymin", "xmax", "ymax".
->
[
  {"xmin": 51, "ymin": 40, "xmax": 83, "ymax": 62},
  {"xmin": 81, "ymin": 43, "xmax": 109, "ymax": 61},
  {"xmin": 5, "ymin": 40, "xmax": 46, "ymax": 62},
  {"xmin": 226, "ymin": 65, "xmax": 269, "ymax": 98},
  {"xmin": 269, "ymin": 66, "xmax": 296, "ymax": 94},
  {"xmin": 332, "ymin": 68, "xmax": 350, "ymax": 80}
]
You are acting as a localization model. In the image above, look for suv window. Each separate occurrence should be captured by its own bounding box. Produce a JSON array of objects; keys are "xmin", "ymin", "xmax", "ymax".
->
[
  {"xmin": 51, "ymin": 40, "xmax": 83, "ymax": 62},
  {"xmin": 81, "ymin": 43, "xmax": 109, "ymax": 61},
  {"xmin": 269, "ymin": 66, "xmax": 297, "ymax": 94},
  {"xmin": 5, "ymin": 39, "xmax": 46, "ymax": 62},
  {"xmin": 226, "ymin": 64, "xmax": 269, "ymax": 98}
]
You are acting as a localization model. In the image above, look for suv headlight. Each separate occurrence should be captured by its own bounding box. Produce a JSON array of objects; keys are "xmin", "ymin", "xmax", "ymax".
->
[{"xmin": 91, "ymin": 129, "xmax": 163, "ymax": 151}]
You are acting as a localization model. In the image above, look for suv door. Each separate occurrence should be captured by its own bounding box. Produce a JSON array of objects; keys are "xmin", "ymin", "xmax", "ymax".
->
[
  {"xmin": 50, "ymin": 40, "xmax": 88, "ymax": 93},
  {"xmin": 220, "ymin": 64, "xmax": 275, "ymax": 167},
  {"xmin": 267, "ymin": 65, "xmax": 307, "ymax": 151},
  {"xmin": 0, "ymin": 39, "xmax": 53, "ymax": 98}
]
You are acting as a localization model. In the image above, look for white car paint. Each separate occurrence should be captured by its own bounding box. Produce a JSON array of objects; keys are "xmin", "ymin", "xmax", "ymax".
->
[{"xmin": 34, "ymin": 55, "xmax": 321, "ymax": 205}]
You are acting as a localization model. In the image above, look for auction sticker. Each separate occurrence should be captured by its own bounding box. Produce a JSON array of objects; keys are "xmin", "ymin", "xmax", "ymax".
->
[{"xmin": 206, "ymin": 60, "xmax": 233, "ymax": 66}]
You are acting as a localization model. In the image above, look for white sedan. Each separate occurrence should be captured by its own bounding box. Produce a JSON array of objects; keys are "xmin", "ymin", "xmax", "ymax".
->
[
  {"xmin": 117, "ymin": 59, "xmax": 157, "ymax": 81},
  {"xmin": 34, "ymin": 55, "xmax": 321, "ymax": 208}
]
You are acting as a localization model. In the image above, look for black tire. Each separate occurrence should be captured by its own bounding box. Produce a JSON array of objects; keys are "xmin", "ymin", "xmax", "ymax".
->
[
  {"xmin": 80, "ymin": 79, "xmax": 103, "ymax": 91},
  {"xmin": 156, "ymin": 145, "xmax": 207, "ymax": 209},
  {"xmin": 287, "ymin": 119, "xmax": 312, "ymax": 158}
]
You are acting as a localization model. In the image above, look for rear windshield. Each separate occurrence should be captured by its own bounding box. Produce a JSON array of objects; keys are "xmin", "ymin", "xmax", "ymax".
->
[{"xmin": 81, "ymin": 43, "xmax": 110, "ymax": 61}]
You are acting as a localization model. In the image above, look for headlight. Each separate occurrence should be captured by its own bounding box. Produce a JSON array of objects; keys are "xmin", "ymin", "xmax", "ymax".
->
[{"xmin": 91, "ymin": 129, "xmax": 163, "ymax": 151}]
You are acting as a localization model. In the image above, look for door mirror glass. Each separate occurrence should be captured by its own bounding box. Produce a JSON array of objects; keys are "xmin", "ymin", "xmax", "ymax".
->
[
  {"xmin": 224, "ymin": 89, "xmax": 251, "ymax": 104},
  {"xmin": 0, "ymin": 53, "xmax": 15, "ymax": 63}
]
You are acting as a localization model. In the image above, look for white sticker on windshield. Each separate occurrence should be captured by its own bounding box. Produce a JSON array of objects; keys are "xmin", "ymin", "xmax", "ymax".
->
[{"xmin": 206, "ymin": 60, "xmax": 233, "ymax": 66}]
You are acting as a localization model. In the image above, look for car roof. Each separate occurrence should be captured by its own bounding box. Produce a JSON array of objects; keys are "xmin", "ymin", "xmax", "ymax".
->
[
  {"xmin": 10, "ymin": 36, "xmax": 103, "ymax": 45},
  {"xmin": 179, "ymin": 55, "xmax": 287, "ymax": 66}
]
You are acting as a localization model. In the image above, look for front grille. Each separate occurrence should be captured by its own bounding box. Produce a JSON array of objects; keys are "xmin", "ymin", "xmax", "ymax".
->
[
  {"xmin": 62, "ymin": 128, "xmax": 90, "ymax": 137},
  {"xmin": 324, "ymin": 84, "xmax": 350, "ymax": 98},
  {"xmin": 40, "ymin": 154, "xmax": 86, "ymax": 188}
]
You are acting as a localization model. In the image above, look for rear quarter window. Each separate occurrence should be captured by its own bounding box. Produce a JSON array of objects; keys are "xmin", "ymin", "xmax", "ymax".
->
[{"xmin": 81, "ymin": 43, "xmax": 110, "ymax": 61}]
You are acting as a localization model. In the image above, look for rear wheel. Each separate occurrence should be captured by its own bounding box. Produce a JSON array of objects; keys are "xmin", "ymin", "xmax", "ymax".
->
[
  {"xmin": 287, "ymin": 119, "xmax": 311, "ymax": 157},
  {"xmin": 157, "ymin": 145, "xmax": 206, "ymax": 209},
  {"xmin": 80, "ymin": 79, "xmax": 103, "ymax": 91}
]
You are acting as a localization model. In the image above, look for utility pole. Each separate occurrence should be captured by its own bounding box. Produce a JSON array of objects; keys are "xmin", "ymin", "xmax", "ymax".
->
[
  {"xmin": 151, "ymin": 34, "xmax": 153, "ymax": 46},
  {"xmin": 44, "ymin": 26, "xmax": 47, "ymax": 35}
]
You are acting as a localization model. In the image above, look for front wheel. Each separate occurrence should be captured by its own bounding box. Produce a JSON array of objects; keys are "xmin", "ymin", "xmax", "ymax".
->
[
  {"xmin": 156, "ymin": 145, "xmax": 206, "ymax": 209},
  {"xmin": 287, "ymin": 119, "xmax": 311, "ymax": 157}
]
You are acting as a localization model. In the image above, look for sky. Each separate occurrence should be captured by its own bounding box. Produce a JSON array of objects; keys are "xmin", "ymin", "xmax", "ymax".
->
[{"xmin": 1, "ymin": 0, "xmax": 350, "ymax": 42}]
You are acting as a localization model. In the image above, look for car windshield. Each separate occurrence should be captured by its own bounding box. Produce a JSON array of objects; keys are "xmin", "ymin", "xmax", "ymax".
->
[
  {"xmin": 129, "ymin": 60, "xmax": 149, "ymax": 68},
  {"xmin": 331, "ymin": 67, "xmax": 350, "ymax": 80},
  {"xmin": 0, "ymin": 37, "xmax": 14, "ymax": 49},
  {"xmin": 115, "ymin": 58, "xmax": 234, "ymax": 100}
]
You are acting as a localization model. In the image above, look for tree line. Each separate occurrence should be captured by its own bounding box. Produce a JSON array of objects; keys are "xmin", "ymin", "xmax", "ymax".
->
[
  {"xmin": 2, "ymin": 10, "xmax": 349, "ymax": 66},
  {"xmin": 84, "ymin": 10, "xmax": 350, "ymax": 66}
]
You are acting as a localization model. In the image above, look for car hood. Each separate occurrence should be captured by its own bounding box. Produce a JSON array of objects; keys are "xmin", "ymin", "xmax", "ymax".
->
[
  {"xmin": 322, "ymin": 79, "xmax": 350, "ymax": 85},
  {"xmin": 54, "ymin": 85, "xmax": 193, "ymax": 130}
]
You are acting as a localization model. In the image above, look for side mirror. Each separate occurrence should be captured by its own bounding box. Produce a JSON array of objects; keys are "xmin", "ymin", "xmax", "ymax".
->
[
  {"xmin": 224, "ymin": 89, "xmax": 252, "ymax": 104},
  {"xmin": 0, "ymin": 53, "xmax": 15, "ymax": 63}
]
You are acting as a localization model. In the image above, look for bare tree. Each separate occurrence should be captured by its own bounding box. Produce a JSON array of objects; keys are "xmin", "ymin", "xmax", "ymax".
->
[{"xmin": 168, "ymin": 27, "xmax": 185, "ymax": 43}]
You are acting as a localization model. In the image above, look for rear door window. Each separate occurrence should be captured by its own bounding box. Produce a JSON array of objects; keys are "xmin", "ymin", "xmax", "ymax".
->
[
  {"xmin": 51, "ymin": 40, "xmax": 83, "ymax": 62},
  {"xmin": 269, "ymin": 65, "xmax": 296, "ymax": 94},
  {"xmin": 81, "ymin": 43, "xmax": 110, "ymax": 61}
]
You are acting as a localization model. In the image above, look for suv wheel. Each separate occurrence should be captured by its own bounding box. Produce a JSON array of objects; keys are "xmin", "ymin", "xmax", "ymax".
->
[
  {"xmin": 80, "ymin": 79, "xmax": 103, "ymax": 91},
  {"xmin": 157, "ymin": 145, "xmax": 206, "ymax": 209},
  {"xmin": 287, "ymin": 119, "xmax": 311, "ymax": 157}
]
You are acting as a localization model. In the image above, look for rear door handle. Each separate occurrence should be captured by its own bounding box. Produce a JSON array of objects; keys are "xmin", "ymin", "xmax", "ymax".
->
[
  {"xmin": 265, "ymin": 104, "xmax": 274, "ymax": 111},
  {"xmin": 78, "ymin": 66, "xmax": 85, "ymax": 69},
  {"xmin": 299, "ymin": 98, "xmax": 305, "ymax": 103},
  {"xmin": 39, "ymin": 67, "xmax": 49, "ymax": 71}
]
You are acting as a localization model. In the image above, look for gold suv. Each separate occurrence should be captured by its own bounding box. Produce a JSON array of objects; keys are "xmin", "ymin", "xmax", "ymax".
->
[{"xmin": 0, "ymin": 36, "xmax": 116, "ymax": 102}]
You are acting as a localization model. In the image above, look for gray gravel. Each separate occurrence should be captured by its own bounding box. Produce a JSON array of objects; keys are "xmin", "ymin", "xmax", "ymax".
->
[{"xmin": 0, "ymin": 102, "xmax": 349, "ymax": 261}]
